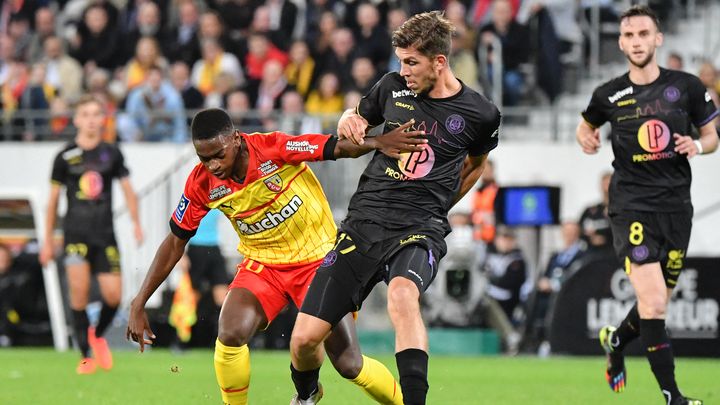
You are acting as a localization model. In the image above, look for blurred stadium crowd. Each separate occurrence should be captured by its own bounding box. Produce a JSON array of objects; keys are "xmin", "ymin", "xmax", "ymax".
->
[{"xmin": 1, "ymin": 0, "xmax": 715, "ymax": 142}]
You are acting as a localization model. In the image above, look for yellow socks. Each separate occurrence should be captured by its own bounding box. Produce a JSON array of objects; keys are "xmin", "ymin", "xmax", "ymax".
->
[
  {"xmin": 350, "ymin": 355, "xmax": 403, "ymax": 405},
  {"xmin": 214, "ymin": 339, "xmax": 250, "ymax": 405}
]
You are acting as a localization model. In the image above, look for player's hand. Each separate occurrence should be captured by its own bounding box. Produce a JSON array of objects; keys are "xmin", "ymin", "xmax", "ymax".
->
[
  {"xmin": 673, "ymin": 133, "xmax": 699, "ymax": 158},
  {"xmin": 134, "ymin": 223, "xmax": 145, "ymax": 246},
  {"xmin": 577, "ymin": 126, "xmax": 601, "ymax": 154},
  {"xmin": 337, "ymin": 109, "xmax": 369, "ymax": 145},
  {"xmin": 368, "ymin": 119, "xmax": 427, "ymax": 160},
  {"xmin": 39, "ymin": 242, "xmax": 54, "ymax": 267},
  {"xmin": 126, "ymin": 299, "xmax": 155, "ymax": 353}
]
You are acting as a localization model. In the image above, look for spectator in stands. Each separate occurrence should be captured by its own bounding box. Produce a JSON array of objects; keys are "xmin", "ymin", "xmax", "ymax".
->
[
  {"xmin": 349, "ymin": 57, "xmax": 378, "ymax": 95},
  {"xmin": 698, "ymin": 61, "xmax": 720, "ymax": 109},
  {"xmin": 265, "ymin": 0, "xmax": 299, "ymax": 46},
  {"xmin": 254, "ymin": 59, "xmax": 290, "ymax": 121},
  {"xmin": 191, "ymin": 38, "xmax": 244, "ymax": 96},
  {"xmin": 666, "ymin": 51, "xmax": 684, "ymax": 71},
  {"xmin": 305, "ymin": 71, "xmax": 344, "ymax": 131},
  {"xmin": 163, "ymin": 0, "xmax": 201, "ymax": 66},
  {"xmin": 481, "ymin": 225, "xmax": 528, "ymax": 320},
  {"xmin": 321, "ymin": 28, "xmax": 356, "ymax": 88},
  {"xmin": 123, "ymin": 37, "xmax": 167, "ymax": 91},
  {"xmin": 123, "ymin": 65, "xmax": 187, "ymax": 142},
  {"xmin": 198, "ymin": 11, "xmax": 238, "ymax": 58},
  {"xmin": 41, "ymin": 35, "xmax": 83, "ymax": 103},
  {"xmin": 0, "ymin": 244, "xmax": 14, "ymax": 345},
  {"xmin": 517, "ymin": 0, "xmax": 581, "ymax": 58},
  {"xmin": 249, "ymin": 5, "xmax": 290, "ymax": 51},
  {"xmin": 215, "ymin": 0, "xmax": 259, "ymax": 40},
  {"xmin": 353, "ymin": 3, "xmax": 392, "ymax": 74},
  {"xmin": 343, "ymin": 90, "xmax": 362, "ymax": 112},
  {"xmin": 20, "ymin": 62, "xmax": 53, "ymax": 139},
  {"xmin": 0, "ymin": 35, "xmax": 14, "ymax": 85},
  {"xmin": 445, "ymin": 0, "xmax": 476, "ymax": 52},
  {"xmin": 307, "ymin": 10, "xmax": 338, "ymax": 60},
  {"xmin": 275, "ymin": 90, "xmax": 321, "ymax": 134},
  {"xmin": 451, "ymin": 25, "xmax": 481, "ymax": 92},
  {"xmin": 170, "ymin": 61, "xmax": 204, "ymax": 110},
  {"xmin": 479, "ymin": 0, "xmax": 531, "ymax": 105},
  {"xmin": 284, "ymin": 40, "xmax": 316, "ymax": 98},
  {"xmin": 0, "ymin": 59, "xmax": 29, "ymax": 136},
  {"xmin": 470, "ymin": 0, "xmax": 520, "ymax": 28},
  {"xmin": 123, "ymin": 2, "xmax": 168, "ymax": 63},
  {"xmin": 471, "ymin": 158, "xmax": 498, "ymax": 243},
  {"xmin": 385, "ymin": 9, "xmax": 407, "ymax": 73},
  {"xmin": 68, "ymin": 4, "xmax": 122, "ymax": 71},
  {"xmin": 7, "ymin": 14, "xmax": 32, "ymax": 62},
  {"xmin": 579, "ymin": 171, "xmax": 613, "ymax": 252},
  {"xmin": 27, "ymin": 7, "xmax": 56, "ymax": 63},
  {"xmin": 203, "ymin": 71, "xmax": 239, "ymax": 109},
  {"xmin": 528, "ymin": 220, "xmax": 586, "ymax": 349},
  {"xmin": 226, "ymin": 89, "xmax": 264, "ymax": 132},
  {"xmin": 244, "ymin": 32, "xmax": 289, "ymax": 83}
]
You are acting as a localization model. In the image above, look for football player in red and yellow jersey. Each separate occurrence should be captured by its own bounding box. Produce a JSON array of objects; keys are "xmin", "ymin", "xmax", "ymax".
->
[{"xmin": 126, "ymin": 108, "xmax": 425, "ymax": 405}]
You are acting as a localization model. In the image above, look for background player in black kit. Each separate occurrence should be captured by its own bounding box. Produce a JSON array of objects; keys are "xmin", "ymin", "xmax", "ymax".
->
[
  {"xmin": 576, "ymin": 6, "xmax": 718, "ymax": 405},
  {"xmin": 40, "ymin": 95, "xmax": 144, "ymax": 374},
  {"xmin": 289, "ymin": 11, "xmax": 501, "ymax": 405}
]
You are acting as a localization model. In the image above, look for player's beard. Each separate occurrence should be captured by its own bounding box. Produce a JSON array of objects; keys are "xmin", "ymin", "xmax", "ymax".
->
[
  {"xmin": 625, "ymin": 48, "xmax": 655, "ymax": 69},
  {"xmin": 416, "ymin": 72, "xmax": 438, "ymax": 95}
]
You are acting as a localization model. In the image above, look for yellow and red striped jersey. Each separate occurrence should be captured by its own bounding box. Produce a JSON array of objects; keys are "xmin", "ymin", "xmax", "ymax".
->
[{"xmin": 170, "ymin": 131, "xmax": 338, "ymax": 265}]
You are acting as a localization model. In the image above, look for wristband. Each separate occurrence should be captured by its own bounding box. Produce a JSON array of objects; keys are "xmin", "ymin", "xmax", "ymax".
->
[{"xmin": 693, "ymin": 140, "xmax": 704, "ymax": 155}]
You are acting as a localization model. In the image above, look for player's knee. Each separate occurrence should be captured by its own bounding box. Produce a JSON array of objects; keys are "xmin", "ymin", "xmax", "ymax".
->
[
  {"xmin": 290, "ymin": 329, "xmax": 324, "ymax": 356},
  {"xmin": 387, "ymin": 283, "xmax": 420, "ymax": 319},
  {"xmin": 330, "ymin": 353, "xmax": 362, "ymax": 379},
  {"xmin": 639, "ymin": 295, "xmax": 667, "ymax": 319},
  {"xmin": 217, "ymin": 322, "xmax": 254, "ymax": 347}
]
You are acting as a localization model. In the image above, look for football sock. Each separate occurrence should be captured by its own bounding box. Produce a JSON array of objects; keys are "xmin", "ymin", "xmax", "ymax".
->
[
  {"xmin": 640, "ymin": 319, "xmax": 682, "ymax": 402},
  {"xmin": 614, "ymin": 303, "xmax": 640, "ymax": 352},
  {"xmin": 350, "ymin": 355, "xmax": 403, "ymax": 405},
  {"xmin": 71, "ymin": 309, "xmax": 91, "ymax": 358},
  {"xmin": 214, "ymin": 339, "xmax": 250, "ymax": 405},
  {"xmin": 290, "ymin": 363, "xmax": 320, "ymax": 400},
  {"xmin": 94, "ymin": 302, "xmax": 118, "ymax": 337},
  {"xmin": 395, "ymin": 349, "xmax": 429, "ymax": 405}
]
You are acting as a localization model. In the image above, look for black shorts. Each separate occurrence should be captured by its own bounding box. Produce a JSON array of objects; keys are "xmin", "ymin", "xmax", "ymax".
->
[
  {"xmin": 63, "ymin": 234, "xmax": 120, "ymax": 274},
  {"xmin": 609, "ymin": 209, "xmax": 692, "ymax": 288},
  {"xmin": 187, "ymin": 244, "xmax": 229, "ymax": 291},
  {"xmin": 300, "ymin": 220, "xmax": 446, "ymax": 326}
]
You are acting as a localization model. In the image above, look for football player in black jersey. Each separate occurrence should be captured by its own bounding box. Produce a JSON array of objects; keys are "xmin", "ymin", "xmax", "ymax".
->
[
  {"xmin": 577, "ymin": 6, "xmax": 718, "ymax": 405},
  {"xmin": 40, "ymin": 95, "xmax": 144, "ymax": 374},
  {"xmin": 289, "ymin": 11, "xmax": 501, "ymax": 405}
]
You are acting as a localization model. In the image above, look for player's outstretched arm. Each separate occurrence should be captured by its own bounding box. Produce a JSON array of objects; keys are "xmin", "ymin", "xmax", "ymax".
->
[
  {"xmin": 576, "ymin": 120, "xmax": 601, "ymax": 154},
  {"xmin": 673, "ymin": 122, "xmax": 719, "ymax": 158},
  {"xmin": 337, "ymin": 108, "xmax": 370, "ymax": 145},
  {"xmin": 334, "ymin": 119, "xmax": 426, "ymax": 160},
  {"xmin": 126, "ymin": 232, "xmax": 188, "ymax": 352}
]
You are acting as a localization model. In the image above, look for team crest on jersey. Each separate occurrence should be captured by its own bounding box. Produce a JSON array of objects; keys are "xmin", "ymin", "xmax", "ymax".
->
[
  {"xmin": 663, "ymin": 86, "xmax": 680, "ymax": 102},
  {"xmin": 263, "ymin": 174, "xmax": 283, "ymax": 192},
  {"xmin": 174, "ymin": 194, "xmax": 190, "ymax": 222},
  {"xmin": 445, "ymin": 114, "xmax": 465, "ymax": 134},
  {"xmin": 208, "ymin": 185, "xmax": 232, "ymax": 200},
  {"xmin": 631, "ymin": 245, "xmax": 649, "ymax": 261},
  {"xmin": 320, "ymin": 251, "xmax": 337, "ymax": 267}
]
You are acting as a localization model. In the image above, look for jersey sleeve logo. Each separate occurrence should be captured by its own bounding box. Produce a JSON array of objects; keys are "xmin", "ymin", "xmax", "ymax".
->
[
  {"xmin": 445, "ymin": 114, "xmax": 465, "ymax": 134},
  {"xmin": 285, "ymin": 140, "xmax": 319, "ymax": 154},
  {"xmin": 174, "ymin": 193, "xmax": 190, "ymax": 222},
  {"xmin": 263, "ymin": 174, "xmax": 283, "ymax": 192}
]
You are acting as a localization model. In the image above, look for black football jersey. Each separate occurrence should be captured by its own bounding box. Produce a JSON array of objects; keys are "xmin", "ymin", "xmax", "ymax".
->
[
  {"xmin": 50, "ymin": 141, "xmax": 130, "ymax": 239},
  {"xmin": 582, "ymin": 68, "xmax": 718, "ymax": 213},
  {"xmin": 347, "ymin": 72, "xmax": 500, "ymax": 231}
]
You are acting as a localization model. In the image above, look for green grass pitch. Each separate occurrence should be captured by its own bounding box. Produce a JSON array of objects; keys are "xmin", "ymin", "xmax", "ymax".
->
[{"xmin": 0, "ymin": 349, "xmax": 717, "ymax": 404}]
